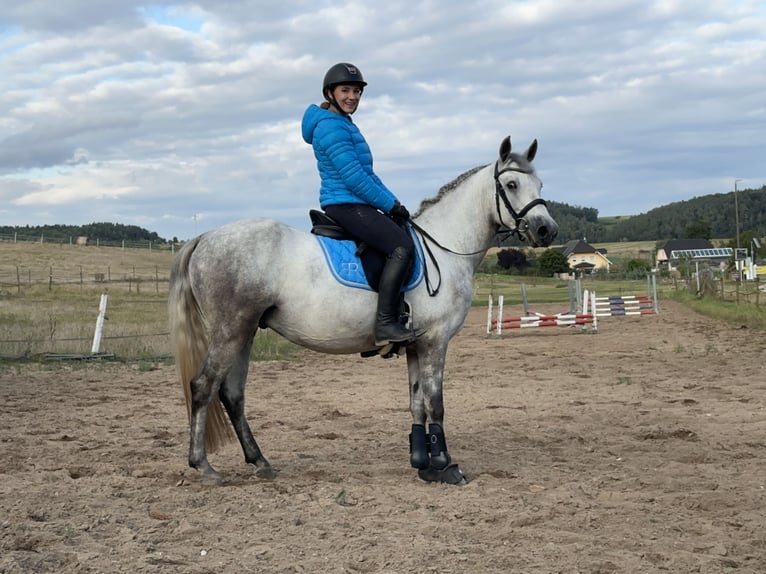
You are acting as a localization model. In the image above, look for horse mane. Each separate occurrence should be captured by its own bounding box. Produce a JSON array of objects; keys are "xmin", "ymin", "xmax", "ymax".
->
[{"xmin": 415, "ymin": 164, "xmax": 488, "ymax": 216}]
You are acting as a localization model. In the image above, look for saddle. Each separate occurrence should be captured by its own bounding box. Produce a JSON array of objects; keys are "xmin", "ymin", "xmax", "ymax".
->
[
  {"xmin": 309, "ymin": 209, "xmax": 423, "ymax": 293},
  {"xmin": 310, "ymin": 209, "xmax": 366, "ymax": 251},
  {"xmin": 309, "ymin": 209, "xmax": 423, "ymax": 358}
]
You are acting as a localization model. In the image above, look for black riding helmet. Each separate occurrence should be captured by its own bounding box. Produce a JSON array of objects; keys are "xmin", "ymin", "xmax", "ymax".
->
[{"xmin": 323, "ymin": 63, "xmax": 367, "ymax": 114}]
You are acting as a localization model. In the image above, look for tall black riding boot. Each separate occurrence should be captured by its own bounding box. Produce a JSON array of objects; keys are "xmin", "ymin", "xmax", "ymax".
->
[{"xmin": 374, "ymin": 246, "xmax": 416, "ymax": 346}]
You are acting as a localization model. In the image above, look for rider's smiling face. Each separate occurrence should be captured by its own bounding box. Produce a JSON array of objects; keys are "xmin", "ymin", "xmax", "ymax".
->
[{"xmin": 329, "ymin": 84, "xmax": 362, "ymax": 114}]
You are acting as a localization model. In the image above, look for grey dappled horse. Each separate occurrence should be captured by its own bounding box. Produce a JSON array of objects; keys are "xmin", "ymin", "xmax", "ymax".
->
[{"xmin": 169, "ymin": 136, "xmax": 558, "ymax": 484}]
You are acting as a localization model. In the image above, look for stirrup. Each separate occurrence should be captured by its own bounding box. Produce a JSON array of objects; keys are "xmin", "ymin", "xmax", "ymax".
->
[
  {"xmin": 374, "ymin": 332, "xmax": 416, "ymax": 347},
  {"xmin": 374, "ymin": 326, "xmax": 424, "ymax": 347}
]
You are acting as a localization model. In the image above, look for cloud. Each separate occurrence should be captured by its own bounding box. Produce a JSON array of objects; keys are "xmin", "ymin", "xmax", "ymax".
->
[{"xmin": 0, "ymin": 0, "xmax": 764, "ymax": 240}]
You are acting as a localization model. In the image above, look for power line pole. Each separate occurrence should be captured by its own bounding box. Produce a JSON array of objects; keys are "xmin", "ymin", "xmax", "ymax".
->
[{"xmin": 734, "ymin": 179, "xmax": 743, "ymax": 250}]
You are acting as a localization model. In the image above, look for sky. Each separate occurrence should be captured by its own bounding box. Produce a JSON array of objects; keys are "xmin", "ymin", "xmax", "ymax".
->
[{"xmin": 0, "ymin": 1, "xmax": 764, "ymax": 241}]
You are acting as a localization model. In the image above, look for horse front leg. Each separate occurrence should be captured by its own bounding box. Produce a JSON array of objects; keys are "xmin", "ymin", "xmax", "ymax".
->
[{"xmin": 405, "ymin": 346, "xmax": 466, "ymax": 485}]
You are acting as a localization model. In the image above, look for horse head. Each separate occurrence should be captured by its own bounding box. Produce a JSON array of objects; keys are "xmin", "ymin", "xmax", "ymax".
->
[{"xmin": 493, "ymin": 136, "xmax": 558, "ymax": 247}]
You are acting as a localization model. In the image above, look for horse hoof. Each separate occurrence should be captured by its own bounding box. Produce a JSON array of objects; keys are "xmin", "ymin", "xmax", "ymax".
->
[
  {"xmin": 418, "ymin": 463, "xmax": 467, "ymax": 485},
  {"xmin": 255, "ymin": 465, "xmax": 277, "ymax": 480},
  {"xmin": 200, "ymin": 470, "xmax": 224, "ymax": 485}
]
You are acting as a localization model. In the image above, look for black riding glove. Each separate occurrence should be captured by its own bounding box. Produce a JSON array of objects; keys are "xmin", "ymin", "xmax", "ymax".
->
[{"xmin": 390, "ymin": 202, "xmax": 410, "ymax": 223}]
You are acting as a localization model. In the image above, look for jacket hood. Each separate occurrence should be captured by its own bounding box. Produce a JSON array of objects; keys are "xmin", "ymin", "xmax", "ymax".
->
[
  {"xmin": 301, "ymin": 104, "xmax": 347, "ymax": 144},
  {"xmin": 302, "ymin": 104, "xmax": 326, "ymax": 144}
]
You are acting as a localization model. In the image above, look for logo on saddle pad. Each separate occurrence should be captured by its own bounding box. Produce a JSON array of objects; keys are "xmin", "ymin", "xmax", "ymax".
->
[{"xmin": 315, "ymin": 228, "xmax": 424, "ymax": 292}]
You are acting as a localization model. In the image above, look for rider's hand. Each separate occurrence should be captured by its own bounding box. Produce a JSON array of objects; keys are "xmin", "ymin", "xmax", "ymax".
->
[{"xmin": 390, "ymin": 202, "xmax": 410, "ymax": 223}]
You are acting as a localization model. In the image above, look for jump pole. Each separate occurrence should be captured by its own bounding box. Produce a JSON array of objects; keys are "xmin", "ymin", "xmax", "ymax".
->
[
  {"xmin": 583, "ymin": 291, "xmax": 657, "ymax": 317},
  {"xmin": 488, "ymin": 293, "xmax": 596, "ymax": 335},
  {"xmin": 497, "ymin": 295, "xmax": 505, "ymax": 335},
  {"xmin": 487, "ymin": 295, "xmax": 510, "ymax": 336},
  {"xmin": 486, "ymin": 294, "xmax": 507, "ymax": 335},
  {"xmin": 521, "ymin": 284, "xmax": 529, "ymax": 315},
  {"xmin": 582, "ymin": 289, "xmax": 598, "ymax": 332},
  {"xmin": 486, "ymin": 294, "xmax": 494, "ymax": 335},
  {"xmin": 486, "ymin": 294, "xmax": 505, "ymax": 335},
  {"xmin": 647, "ymin": 272, "xmax": 659, "ymax": 312}
]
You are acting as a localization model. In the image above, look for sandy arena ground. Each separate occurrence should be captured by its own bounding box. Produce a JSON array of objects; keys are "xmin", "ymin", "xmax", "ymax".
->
[{"xmin": 1, "ymin": 300, "xmax": 765, "ymax": 573}]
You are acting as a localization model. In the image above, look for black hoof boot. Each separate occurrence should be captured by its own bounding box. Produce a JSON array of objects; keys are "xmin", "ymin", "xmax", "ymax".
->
[
  {"xmin": 409, "ymin": 424, "xmax": 429, "ymax": 469},
  {"xmin": 418, "ymin": 464, "xmax": 466, "ymax": 485},
  {"xmin": 416, "ymin": 423, "xmax": 466, "ymax": 485}
]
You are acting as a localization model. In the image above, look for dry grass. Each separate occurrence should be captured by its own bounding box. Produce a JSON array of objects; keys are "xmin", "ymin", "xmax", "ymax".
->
[
  {"xmin": 591, "ymin": 240, "xmax": 657, "ymax": 258},
  {"xmin": 487, "ymin": 240, "xmax": 658, "ymax": 262},
  {"xmin": 0, "ymin": 241, "xmax": 174, "ymax": 292},
  {"xmin": 0, "ymin": 284, "xmax": 170, "ymax": 359}
]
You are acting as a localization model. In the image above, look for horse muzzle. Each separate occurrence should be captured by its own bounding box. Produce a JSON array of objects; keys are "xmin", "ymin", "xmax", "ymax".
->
[{"xmin": 522, "ymin": 214, "xmax": 559, "ymax": 248}]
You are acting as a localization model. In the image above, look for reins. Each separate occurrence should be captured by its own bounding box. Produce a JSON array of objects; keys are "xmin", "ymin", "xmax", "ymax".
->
[
  {"xmin": 411, "ymin": 161, "xmax": 547, "ymax": 297},
  {"xmin": 408, "ymin": 220, "xmax": 482, "ymax": 296}
]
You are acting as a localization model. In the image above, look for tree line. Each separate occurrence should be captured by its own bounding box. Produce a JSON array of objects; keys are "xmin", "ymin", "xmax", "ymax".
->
[
  {"xmin": 545, "ymin": 185, "xmax": 766, "ymax": 244},
  {"xmin": 0, "ymin": 222, "xmax": 167, "ymax": 243}
]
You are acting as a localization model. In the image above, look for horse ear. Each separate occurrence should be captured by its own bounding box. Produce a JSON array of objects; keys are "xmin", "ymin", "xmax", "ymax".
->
[
  {"xmin": 499, "ymin": 136, "xmax": 512, "ymax": 162},
  {"xmin": 525, "ymin": 139, "xmax": 538, "ymax": 162}
]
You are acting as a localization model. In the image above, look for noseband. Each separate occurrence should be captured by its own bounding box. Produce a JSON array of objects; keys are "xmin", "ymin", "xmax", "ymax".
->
[{"xmin": 493, "ymin": 161, "xmax": 547, "ymax": 241}]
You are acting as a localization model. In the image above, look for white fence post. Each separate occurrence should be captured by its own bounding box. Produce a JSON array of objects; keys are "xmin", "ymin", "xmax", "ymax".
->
[
  {"xmin": 91, "ymin": 293, "xmax": 109, "ymax": 354},
  {"xmin": 496, "ymin": 295, "xmax": 504, "ymax": 336},
  {"xmin": 486, "ymin": 294, "xmax": 494, "ymax": 335}
]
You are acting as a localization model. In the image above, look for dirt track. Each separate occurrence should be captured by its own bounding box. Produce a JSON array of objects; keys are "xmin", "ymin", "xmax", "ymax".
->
[{"xmin": 1, "ymin": 300, "xmax": 765, "ymax": 573}]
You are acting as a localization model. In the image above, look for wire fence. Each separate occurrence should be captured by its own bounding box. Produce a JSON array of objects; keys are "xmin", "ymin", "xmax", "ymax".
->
[
  {"xmin": 1, "ymin": 235, "xmax": 176, "ymax": 294},
  {"xmin": 720, "ymin": 277, "xmax": 762, "ymax": 306},
  {"xmin": 0, "ymin": 294, "xmax": 171, "ymax": 359},
  {"xmin": 0, "ymin": 232, "xmax": 176, "ymax": 251},
  {"xmin": 676, "ymin": 272, "xmax": 763, "ymax": 307},
  {"xmin": 0, "ymin": 291, "xmax": 292, "ymax": 361},
  {"xmin": 0, "ymin": 263, "xmax": 171, "ymax": 294}
]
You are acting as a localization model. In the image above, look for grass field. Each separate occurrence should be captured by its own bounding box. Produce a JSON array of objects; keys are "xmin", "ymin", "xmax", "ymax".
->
[{"xmin": 0, "ymin": 241, "xmax": 298, "ymax": 360}]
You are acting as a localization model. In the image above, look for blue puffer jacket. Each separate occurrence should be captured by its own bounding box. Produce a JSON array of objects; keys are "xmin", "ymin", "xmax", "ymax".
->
[{"xmin": 301, "ymin": 104, "xmax": 399, "ymax": 213}]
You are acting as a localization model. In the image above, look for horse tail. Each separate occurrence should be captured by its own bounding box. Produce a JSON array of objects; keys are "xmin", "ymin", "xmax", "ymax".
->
[{"xmin": 169, "ymin": 237, "xmax": 234, "ymax": 453}]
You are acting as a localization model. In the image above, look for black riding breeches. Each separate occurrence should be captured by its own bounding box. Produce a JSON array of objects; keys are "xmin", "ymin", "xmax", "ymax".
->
[{"xmin": 324, "ymin": 203, "xmax": 414, "ymax": 258}]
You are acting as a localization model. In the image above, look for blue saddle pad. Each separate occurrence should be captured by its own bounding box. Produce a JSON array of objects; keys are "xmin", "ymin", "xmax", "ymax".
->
[{"xmin": 315, "ymin": 226, "xmax": 424, "ymax": 292}]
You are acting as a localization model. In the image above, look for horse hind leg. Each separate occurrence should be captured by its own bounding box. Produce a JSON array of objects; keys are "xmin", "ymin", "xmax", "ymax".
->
[
  {"xmin": 217, "ymin": 333, "xmax": 275, "ymax": 479},
  {"xmin": 187, "ymin": 335, "xmax": 252, "ymax": 483},
  {"xmin": 188, "ymin": 360, "xmax": 229, "ymax": 483}
]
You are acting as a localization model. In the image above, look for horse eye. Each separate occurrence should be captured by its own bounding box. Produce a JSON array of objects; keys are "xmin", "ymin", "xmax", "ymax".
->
[{"xmin": 507, "ymin": 181, "xmax": 518, "ymax": 190}]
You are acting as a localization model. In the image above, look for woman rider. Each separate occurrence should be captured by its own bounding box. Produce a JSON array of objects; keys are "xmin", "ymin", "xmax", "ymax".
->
[{"xmin": 301, "ymin": 63, "xmax": 416, "ymax": 346}]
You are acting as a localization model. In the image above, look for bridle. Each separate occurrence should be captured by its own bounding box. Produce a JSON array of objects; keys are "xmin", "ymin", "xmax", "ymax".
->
[
  {"xmin": 409, "ymin": 160, "xmax": 546, "ymax": 296},
  {"xmin": 493, "ymin": 161, "xmax": 548, "ymax": 242}
]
